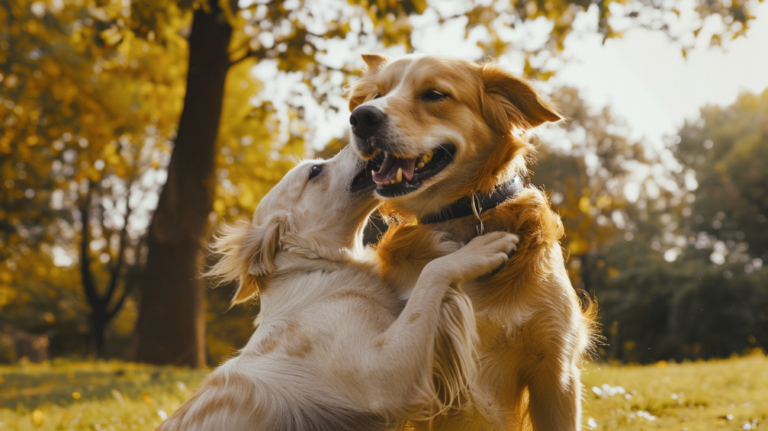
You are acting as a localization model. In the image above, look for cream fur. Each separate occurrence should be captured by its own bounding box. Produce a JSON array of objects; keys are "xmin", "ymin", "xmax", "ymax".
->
[{"xmin": 156, "ymin": 146, "xmax": 519, "ymax": 431}]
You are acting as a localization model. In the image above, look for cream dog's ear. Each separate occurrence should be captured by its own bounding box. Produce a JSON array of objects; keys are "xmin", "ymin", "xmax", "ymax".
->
[
  {"xmin": 480, "ymin": 63, "xmax": 561, "ymax": 133},
  {"xmin": 245, "ymin": 212, "xmax": 290, "ymax": 277},
  {"xmin": 206, "ymin": 212, "xmax": 290, "ymax": 306}
]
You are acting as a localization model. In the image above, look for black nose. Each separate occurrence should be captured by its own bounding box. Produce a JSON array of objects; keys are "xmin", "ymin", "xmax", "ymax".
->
[{"xmin": 350, "ymin": 106, "xmax": 384, "ymax": 140}]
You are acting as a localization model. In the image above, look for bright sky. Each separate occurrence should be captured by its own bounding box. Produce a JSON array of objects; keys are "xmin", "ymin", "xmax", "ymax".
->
[
  {"xmin": 254, "ymin": 1, "xmax": 768, "ymax": 151},
  {"xmin": 554, "ymin": 1, "xmax": 768, "ymax": 148},
  {"xmin": 408, "ymin": 0, "xmax": 768, "ymax": 149}
]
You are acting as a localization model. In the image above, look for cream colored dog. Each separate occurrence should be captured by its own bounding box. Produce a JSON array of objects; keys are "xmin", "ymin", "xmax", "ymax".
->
[{"xmin": 156, "ymin": 147, "xmax": 519, "ymax": 431}]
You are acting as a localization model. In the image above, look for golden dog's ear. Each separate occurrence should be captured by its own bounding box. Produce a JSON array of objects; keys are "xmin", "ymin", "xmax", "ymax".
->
[
  {"xmin": 349, "ymin": 79, "xmax": 378, "ymax": 112},
  {"xmin": 348, "ymin": 54, "xmax": 388, "ymax": 111},
  {"xmin": 481, "ymin": 64, "xmax": 561, "ymax": 133},
  {"xmin": 206, "ymin": 212, "xmax": 290, "ymax": 306},
  {"xmin": 361, "ymin": 53, "xmax": 388, "ymax": 71}
]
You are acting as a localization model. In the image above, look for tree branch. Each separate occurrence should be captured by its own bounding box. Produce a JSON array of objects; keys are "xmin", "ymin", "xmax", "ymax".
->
[
  {"xmin": 103, "ymin": 181, "xmax": 134, "ymax": 307},
  {"xmin": 229, "ymin": 47, "xmax": 264, "ymax": 67},
  {"xmin": 79, "ymin": 181, "xmax": 100, "ymax": 307},
  {"xmin": 106, "ymin": 277, "xmax": 134, "ymax": 321}
]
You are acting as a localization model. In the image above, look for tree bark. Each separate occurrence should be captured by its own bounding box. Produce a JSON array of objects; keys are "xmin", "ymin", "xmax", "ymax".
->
[
  {"xmin": 132, "ymin": 2, "xmax": 232, "ymax": 367},
  {"xmin": 90, "ymin": 311, "xmax": 107, "ymax": 356}
]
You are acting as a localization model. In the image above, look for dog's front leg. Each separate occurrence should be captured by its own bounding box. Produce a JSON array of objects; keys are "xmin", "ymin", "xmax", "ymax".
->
[
  {"xmin": 527, "ymin": 362, "xmax": 582, "ymax": 431},
  {"xmin": 370, "ymin": 232, "xmax": 518, "ymax": 414},
  {"xmin": 517, "ymin": 300, "xmax": 586, "ymax": 431}
]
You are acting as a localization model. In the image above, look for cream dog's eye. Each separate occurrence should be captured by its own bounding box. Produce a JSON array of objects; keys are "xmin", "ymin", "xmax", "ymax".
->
[
  {"xmin": 374, "ymin": 93, "xmax": 381, "ymax": 99},
  {"xmin": 308, "ymin": 165, "xmax": 323, "ymax": 180},
  {"xmin": 422, "ymin": 89, "xmax": 447, "ymax": 102}
]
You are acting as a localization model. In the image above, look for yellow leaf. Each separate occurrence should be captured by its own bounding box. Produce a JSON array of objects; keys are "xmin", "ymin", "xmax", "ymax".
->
[
  {"xmin": 578, "ymin": 196, "xmax": 591, "ymax": 213},
  {"xmin": 100, "ymin": 26, "xmax": 123, "ymax": 47},
  {"xmin": 107, "ymin": 154, "xmax": 121, "ymax": 166},
  {"xmin": 569, "ymin": 239, "xmax": 589, "ymax": 255},
  {"xmin": 411, "ymin": 0, "xmax": 427, "ymax": 13},
  {"xmin": 31, "ymin": 409, "xmax": 44, "ymax": 426},
  {"xmin": 213, "ymin": 199, "xmax": 226, "ymax": 215},
  {"xmin": 238, "ymin": 188, "xmax": 255, "ymax": 208},
  {"xmin": 595, "ymin": 195, "xmax": 612, "ymax": 209},
  {"xmin": 104, "ymin": 143, "xmax": 117, "ymax": 156}
]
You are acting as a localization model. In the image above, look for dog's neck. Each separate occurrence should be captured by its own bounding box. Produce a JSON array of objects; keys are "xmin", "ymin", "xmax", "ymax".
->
[
  {"xmin": 418, "ymin": 176, "xmax": 523, "ymax": 227},
  {"xmin": 277, "ymin": 220, "xmax": 369, "ymax": 262},
  {"xmin": 257, "ymin": 231, "xmax": 378, "ymax": 322},
  {"xmin": 280, "ymin": 234, "xmax": 352, "ymax": 263}
]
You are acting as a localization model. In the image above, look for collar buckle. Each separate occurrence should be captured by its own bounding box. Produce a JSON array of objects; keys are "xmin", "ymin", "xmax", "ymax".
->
[{"xmin": 471, "ymin": 193, "xmax": 484, "ymax": 235}]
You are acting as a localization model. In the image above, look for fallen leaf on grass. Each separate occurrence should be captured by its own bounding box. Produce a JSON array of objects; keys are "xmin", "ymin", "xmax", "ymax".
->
[{"xmin": 31, "ymin": 409, "xmax": 44, "ymax": 426}]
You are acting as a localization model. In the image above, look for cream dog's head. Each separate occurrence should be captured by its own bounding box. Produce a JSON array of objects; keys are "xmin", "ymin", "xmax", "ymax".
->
[
  {"xmin": 348, "ymin": 54, "xmax": 560, "ymax": 218},
  {"xmin": 207, "ymin": 146, "xmax": 379, "ymax": 305}
]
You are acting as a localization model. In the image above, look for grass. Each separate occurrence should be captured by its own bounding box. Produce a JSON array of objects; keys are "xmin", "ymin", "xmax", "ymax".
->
[
  {"xmin": 0, "ymin": 354, "xmax": 766, "ymax": 430},
  {"xmin": 581, "ymin": 353, "xmax": 768, "ymax": 431},
  {"xmin": 0, "ymin": 360, "xmax": 208, "ymax": 431}
]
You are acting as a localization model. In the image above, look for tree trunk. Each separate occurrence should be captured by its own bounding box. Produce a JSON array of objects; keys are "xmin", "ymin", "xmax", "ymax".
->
[
  {"xmin": 132, "ymin": 3, "xmax": 232, "ymax": 367},
  {"xmin": 90, "ymin": 311, "xmax": 107, "ymax": 357}
]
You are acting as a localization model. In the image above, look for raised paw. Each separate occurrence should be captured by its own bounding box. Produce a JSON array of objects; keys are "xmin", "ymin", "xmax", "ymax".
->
[{"xmin": 433, "ymin": 231, "xmax": 519, "ymax": 284}]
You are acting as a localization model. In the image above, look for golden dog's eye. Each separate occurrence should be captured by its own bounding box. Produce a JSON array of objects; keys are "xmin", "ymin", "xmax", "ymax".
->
[
  {"xmin": 374, "ymin": 93, "xmax": 381, "ymax": 99},
  {"xmin": 422, "ymin": 90, "xmax": 447, "ymax": 102},
  {"xmin": 308, "ymin": 165, "xmax": 323, "ymax": 180}
]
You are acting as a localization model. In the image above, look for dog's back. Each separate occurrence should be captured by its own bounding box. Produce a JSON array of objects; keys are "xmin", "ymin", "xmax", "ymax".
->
[
  {"xmin": 157, "ymin": 260, "xmax": 401, "ymax": 431},
  {"xmin": 158, "ymin": 360, "xmax": 390, "ymax": 431}
]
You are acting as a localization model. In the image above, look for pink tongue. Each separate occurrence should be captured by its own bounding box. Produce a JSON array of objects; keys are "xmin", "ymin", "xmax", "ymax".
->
[{"xmin": 373, "ymin": 154, "xmax": 416, "ymax": 183}]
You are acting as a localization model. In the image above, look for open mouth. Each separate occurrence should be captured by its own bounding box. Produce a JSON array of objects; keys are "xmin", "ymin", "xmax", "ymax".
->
[
  {"xmin": 370, "ymin": 144, "xmax": 456, "ymax": 198},
  {"xmin": 350, "ymin": 155, "xmax": 382, "ymax": 193}
]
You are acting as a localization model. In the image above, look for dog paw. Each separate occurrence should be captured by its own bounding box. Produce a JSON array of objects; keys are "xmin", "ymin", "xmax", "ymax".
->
[{"xmin": 433, "ymin": 231, "xmax": 518, "ymax": 283}]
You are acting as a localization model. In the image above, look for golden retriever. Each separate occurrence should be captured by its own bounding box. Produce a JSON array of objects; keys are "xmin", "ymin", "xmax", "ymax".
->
[
  {"xmin": 156, "ymin": 146, "xmax": 519, "ymax": 431},
  {"xmin": 349, "ymin": 54, "xmax": 597, "ymax": 430}
]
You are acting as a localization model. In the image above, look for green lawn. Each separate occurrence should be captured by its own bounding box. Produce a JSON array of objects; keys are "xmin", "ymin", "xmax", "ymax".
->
[
  {"xmin": 581, "ymin": 353, "xmax": 768, "ymax": 431},
  {"xmin": 0, "ymin": 354, "xmax": 766, "ymax": 430}
]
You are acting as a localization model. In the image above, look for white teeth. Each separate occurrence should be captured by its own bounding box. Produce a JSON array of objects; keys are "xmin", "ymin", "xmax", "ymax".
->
[
  {"xmin": 417, "ymin": 162, "xmax": 425, "ymax": 169},
  {"xmin": 373, "ymin": 164, "xmax": 410, "ymax": 187}
]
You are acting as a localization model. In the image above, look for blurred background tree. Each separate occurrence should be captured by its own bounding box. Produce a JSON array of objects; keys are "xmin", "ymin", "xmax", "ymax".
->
[
  {"xmin": 1, "ymin": 0, "xmax": 183, "ymax": 360},
  {"xmin": 534, "ymin": 89, "xmax": 768, "ymax": 363},
  {"xmin": 1, "ymin": 0, "xmax": 765, "ymax": 366}
]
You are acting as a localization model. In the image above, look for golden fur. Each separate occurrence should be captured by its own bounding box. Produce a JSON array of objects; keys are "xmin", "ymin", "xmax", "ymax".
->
[
  {"xmin": 156, "ymin": 147, "xmax": 520, "ymax": 431},
  {"xmin": 349, "ymin": 54, "xmax": 597, "ymax": 430}
]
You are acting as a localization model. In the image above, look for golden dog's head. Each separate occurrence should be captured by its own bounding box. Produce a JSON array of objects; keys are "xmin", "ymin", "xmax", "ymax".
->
[
  {"xmin": 348, "ymin": 54, "xmax": 560, "ymax": 218},
  {"xmin": 206, "ymin": 146, "xmax": 379, "ymax": 305}
]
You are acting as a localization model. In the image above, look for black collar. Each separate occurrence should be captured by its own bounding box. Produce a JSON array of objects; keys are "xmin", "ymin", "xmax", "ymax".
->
[{"xmin": 419, "ymin": 176, "xmax": 523, "ymax": 225}]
